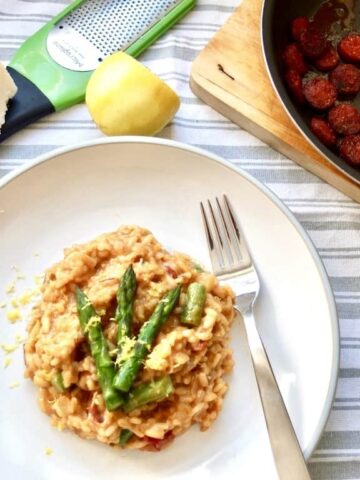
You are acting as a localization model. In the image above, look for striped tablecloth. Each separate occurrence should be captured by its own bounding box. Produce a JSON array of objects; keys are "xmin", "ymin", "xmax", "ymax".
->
[{"xmin": 1, "ymin": 1, "xmax": 360, "ymax": 479}]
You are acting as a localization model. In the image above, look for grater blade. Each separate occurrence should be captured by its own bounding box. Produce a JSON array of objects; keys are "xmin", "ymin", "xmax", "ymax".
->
[{"xmin": 47, "ymin": 0, "xmax": 183, "ymax": 72}]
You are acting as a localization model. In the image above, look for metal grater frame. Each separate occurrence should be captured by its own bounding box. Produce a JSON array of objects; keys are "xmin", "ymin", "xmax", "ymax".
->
[{"xmin": 47, "ymin": 0, "xmax": 185, "ymax": 71}]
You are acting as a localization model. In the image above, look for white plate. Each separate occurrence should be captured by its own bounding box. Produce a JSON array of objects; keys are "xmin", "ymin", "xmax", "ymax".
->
[{"xmin": 0, "ymin": 138, "xmax": 338, "ymax": 480}]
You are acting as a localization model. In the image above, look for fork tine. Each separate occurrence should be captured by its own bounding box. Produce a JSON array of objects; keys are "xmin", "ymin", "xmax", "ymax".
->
[
  {"xmin": 223, "ymin": 195, "xmax": 252, "ymax": 269},
  {"xmin": 215, "ymin": 197, "xmax": 236, "ymax": 265},
  {"xmin": 200, "ymin": 202, "xmax": 223, "ymax": 273},
  {"xmin": 207, "ymin": 199, "xmax": 228, "ymax": 268}
]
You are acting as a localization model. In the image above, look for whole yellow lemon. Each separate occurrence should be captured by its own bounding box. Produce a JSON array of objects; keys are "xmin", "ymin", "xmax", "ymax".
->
[{"xmin": 86, "ymin": 52, "xmax": 180, "ymax": 136}]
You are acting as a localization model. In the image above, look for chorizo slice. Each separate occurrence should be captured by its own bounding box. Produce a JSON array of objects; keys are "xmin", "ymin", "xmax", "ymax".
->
[
  {"xmin": 285, "ymin": 69, "xmax": 305, "ymax": 104},
  {"xmin": 329, "ymin": 64, "xmax": 360, "ymax": 96},
  {"xmin": 314, "ymin": 44, "xmax": 339, "ymax": 72},
  {"xmin": 282, "ymin": 43, "xmax": 308, "ymax": 76},
  {"xmin": 291, "ymin": 16, "xmax": 310, "ymax": 42},
  {"xmin": 300, "ymin": 25, "xmax": 327, "ymax": 59},
  {"xmin": 339, "ymin": 135, "xmax": 360, "ymax": 166},
  {"xmin": 338, "ymin": 34, "xmax": 360, "ymax": 64},
  {"xmin": 310, "ymin": 117, "xmax": 337, "ymax": 147},
  {"xmin": 328, "ymin": 104, "xmax": 360, "ymax": 135},
  {"xmin": 303, "ymin": 77, "xmax": 337, "ymax": 110}
]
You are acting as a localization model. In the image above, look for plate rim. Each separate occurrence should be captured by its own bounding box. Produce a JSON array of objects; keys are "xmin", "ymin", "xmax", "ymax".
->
[{"xmin": 0, "ymin": 136, "xmax": 339, "ymax": 460}]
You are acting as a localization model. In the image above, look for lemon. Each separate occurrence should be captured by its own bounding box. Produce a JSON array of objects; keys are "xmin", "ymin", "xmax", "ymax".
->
[{"xmin": 86, "ymin": 52, "xmax": 180, "ymax": 136}]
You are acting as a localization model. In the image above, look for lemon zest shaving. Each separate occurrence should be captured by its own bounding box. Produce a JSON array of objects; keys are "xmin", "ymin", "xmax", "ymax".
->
[
  {"xmin": 5, "ymin": 282, "xmax": 15, "ymax": 294},
  {"xmin": 9, "ymin": 381, "xmax": 20, "ymax": 389},
  {"xmin": 1, "ymin": 343, "xmax": 18, "ymax": 354},
  {"xmin": 115, "ymin": 336, "xmax": 137, "ymax": 366},
  {"xmin": 6, "ymin": 309, "xmax": 21, "ymax": 323},
  {"xmin": 84, "ymin": 315, "xmax": 101, "ymax": 333},
  {"xmin": 18, "ymin": 290, "xmax": 33, "ymax": 306},
  {"xmin": 11, "ymin": 298, "xmax": 18, "ymax": 308},
  {"xmin": 3, "ymin": 357, "xmax": 12, "ymax": 368}
]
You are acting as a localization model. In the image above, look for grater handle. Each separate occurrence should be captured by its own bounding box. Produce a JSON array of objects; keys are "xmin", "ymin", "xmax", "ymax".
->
[{"xmin": 0, "ymin": 67, "xmax": 55, "ymax": 142}]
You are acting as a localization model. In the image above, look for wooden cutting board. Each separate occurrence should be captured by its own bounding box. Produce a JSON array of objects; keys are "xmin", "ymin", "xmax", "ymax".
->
[{"xmin": 190, "ymin": 0, "xmax": 360, "ymax": 202}]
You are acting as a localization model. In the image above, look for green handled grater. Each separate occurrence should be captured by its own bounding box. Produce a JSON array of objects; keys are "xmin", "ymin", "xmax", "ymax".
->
[{"xmin": 1, "ymin": 0, "xmax": 195, "ymax": 141}]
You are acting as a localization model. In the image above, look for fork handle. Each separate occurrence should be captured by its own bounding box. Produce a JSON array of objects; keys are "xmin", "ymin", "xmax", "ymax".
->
[{"xmin": 240, "ymin": 308, "xmax": 312, "ymax": 480}]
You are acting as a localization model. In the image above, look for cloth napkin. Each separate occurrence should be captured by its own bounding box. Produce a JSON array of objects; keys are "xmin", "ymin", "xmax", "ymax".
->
[{"xmin": 0, "ymin": 1, "xmax": 360, "ymax": 479}]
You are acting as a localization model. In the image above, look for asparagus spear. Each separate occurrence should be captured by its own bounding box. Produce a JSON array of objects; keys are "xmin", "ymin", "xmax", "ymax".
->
[
  {"xmin": 113, "ymin": 286, "xmax": 181, "ymax": 392},
  {"xmin": 115, "ymin": 265, "xmax": 137, "ymax": 348},
  {"xmin": 123, "ymin": 376, "xmax": 174, "ymax": 413},
  {"xmin": 51, "ymin": 371, "xmax": 66, "ymax": 393},
  {"xmin": 192, "ymin": 263, "xmax": 204, "ymax": 273},
  {"xmin": 181, "ymin": 283, "xmax": 206, "ymax": 327},
  {"xmin": 119, "ymin": 429, "xmax": 134, "ymax": 446},
  {"xmin": 75, "ymin": 288, "xmax": 124, "ymax": 411}
]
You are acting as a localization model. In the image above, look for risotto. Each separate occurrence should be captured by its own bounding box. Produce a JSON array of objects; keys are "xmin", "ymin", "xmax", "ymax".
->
[{"xmin": 24, "ymin": 226, "xmax": 235, "ymax": 450}]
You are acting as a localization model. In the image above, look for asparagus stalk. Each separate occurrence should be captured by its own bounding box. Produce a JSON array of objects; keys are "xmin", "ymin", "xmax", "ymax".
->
[
  {"xmin": 75, "ymin": 288, "xmax": 124, "ymax": 411},
  {"xmin": 119, "ymin": 429, "xmax": 134, "ymax": 446},
  {"xmin": 113, "ymin": 286, "xmax": 181, "ymax": 392},
  {"xmin": 115, "ymin": 265, "xmax": 137, "ymax": 349},
  {"xmin": 123, "ymin": 376, "xmax": 174, "ymax": 413},
  {"xmin": 192, "ymin": 263, "xmax": 204, "ymax": 273},
  {"xmin": 51, "ymin": 371, "xmax": 66, "ymax": 393},
  {"xmin": 181, "ymin": 283, "xmax": 206, "ymax": 327}
]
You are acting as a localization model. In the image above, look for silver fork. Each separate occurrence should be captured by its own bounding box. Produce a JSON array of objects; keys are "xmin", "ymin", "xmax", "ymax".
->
[{"xmin": 200, "ymin": 195, "xmax": 311, "ymax": 480}]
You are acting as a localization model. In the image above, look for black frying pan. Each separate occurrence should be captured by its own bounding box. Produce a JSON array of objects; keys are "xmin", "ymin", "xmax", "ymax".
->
[{"xmin": 262, "ymin": 0, "xmax": 360, "ymax": 185}]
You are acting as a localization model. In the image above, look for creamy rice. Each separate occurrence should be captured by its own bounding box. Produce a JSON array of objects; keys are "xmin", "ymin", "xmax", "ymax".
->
[{"xmin": 24, "ymin": 226, "xmax": 234, "ymax": 450}]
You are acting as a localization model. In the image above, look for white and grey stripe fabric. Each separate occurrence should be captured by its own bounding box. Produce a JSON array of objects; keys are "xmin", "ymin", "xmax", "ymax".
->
[{"xmin": 1, "ymin": 1, "xmax": 360, "ymax": 478}]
